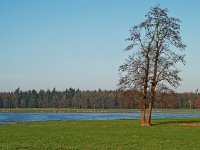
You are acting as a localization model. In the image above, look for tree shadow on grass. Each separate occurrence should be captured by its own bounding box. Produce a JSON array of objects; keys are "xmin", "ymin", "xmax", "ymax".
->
[{"xmin": 152, "ymin": 118, "xmax": 200, "ymax": 126}]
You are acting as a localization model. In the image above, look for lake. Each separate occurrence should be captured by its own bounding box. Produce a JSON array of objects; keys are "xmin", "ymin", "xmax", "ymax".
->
[{"xmin": 0, "ymin": 112, "xmax": 200, "ymax": 123}]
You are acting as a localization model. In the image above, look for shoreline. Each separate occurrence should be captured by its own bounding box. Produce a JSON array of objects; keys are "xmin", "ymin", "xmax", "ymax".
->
[{"xmin": 1, "ymin": 108, "xmax": 200, "ymax": 114}]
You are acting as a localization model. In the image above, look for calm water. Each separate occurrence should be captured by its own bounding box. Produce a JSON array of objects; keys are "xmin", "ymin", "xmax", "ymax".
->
[{"xmin": 0, "ymin": 113, "xmax": 200, "ymax": 123}]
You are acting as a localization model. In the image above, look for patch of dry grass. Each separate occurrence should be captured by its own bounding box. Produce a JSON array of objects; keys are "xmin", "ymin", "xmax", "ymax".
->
[{"xmin": 180, "ymin": 123, "xmax": 200, "ymax": 127}]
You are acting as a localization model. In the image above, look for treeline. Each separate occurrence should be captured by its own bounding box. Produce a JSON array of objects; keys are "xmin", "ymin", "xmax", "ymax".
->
[{"xmin": 0, "ymin": 88, "xmax": 200, "ymax": 109}]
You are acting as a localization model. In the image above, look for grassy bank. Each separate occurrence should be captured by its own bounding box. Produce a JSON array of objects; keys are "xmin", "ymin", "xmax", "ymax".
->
[
  {"xmin": 1, "ymin": 108, "xmax": 200, "ymax": 113},
  {"xmin": 0, "ymin": 108, "xmax": 139, "ymax": 113},
  {"xmin": 0, "ymin": 118, "xmax": 200, "ymax": 149}
]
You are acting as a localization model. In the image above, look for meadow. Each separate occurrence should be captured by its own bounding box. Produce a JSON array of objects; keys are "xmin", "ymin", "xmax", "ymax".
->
[{"xmin": 0, "ymin": 118, "xmax": 200, "ymax": 149}]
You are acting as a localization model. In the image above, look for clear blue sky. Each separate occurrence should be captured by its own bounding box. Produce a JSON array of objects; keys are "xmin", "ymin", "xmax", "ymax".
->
[{"xmin": 0, "ymin": 0, "xmax": 199, "ymax": 92}]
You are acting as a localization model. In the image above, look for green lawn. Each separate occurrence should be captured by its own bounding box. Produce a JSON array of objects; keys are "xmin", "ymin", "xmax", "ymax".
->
[{"xmin": 0, "ymin": 118, "xmax": 200, "ymax": 149}]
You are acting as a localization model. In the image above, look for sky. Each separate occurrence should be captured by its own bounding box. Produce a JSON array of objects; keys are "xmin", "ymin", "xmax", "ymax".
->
[{"xmin": 0, "ymin": 0, "xmax": 200, "ymax": 92}]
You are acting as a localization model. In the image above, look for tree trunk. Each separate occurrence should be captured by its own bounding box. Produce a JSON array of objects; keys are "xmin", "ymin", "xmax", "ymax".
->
[
  {"xmin": 140, "ymin": 108, "xmax": 151, "ymax": 126},
  {"xmin": 146, "ymin": 43, "xmax": 159, "ymax": 126},
  {"xmin": 147, "ymin": 100, "xmax": 153, "ymax": 125},
  {"xmin": 141, "ymin": 109, "xmax": 145, "ymax": 125},
  {"xmin": 140, "ymin": 46, "xmax": 151, "ymax": 126},
  {"xmin": 140, "ymin": 107, "xmax": 151, "ymax": 126}
]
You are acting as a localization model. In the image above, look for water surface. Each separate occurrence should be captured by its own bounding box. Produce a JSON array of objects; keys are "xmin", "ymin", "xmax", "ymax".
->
[{"xmin": 0, "ymin": 113, "xmax": 200, "ymax": 123}]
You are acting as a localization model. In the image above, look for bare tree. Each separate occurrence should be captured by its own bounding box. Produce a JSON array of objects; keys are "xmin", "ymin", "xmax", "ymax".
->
[{"xmin": 119, "ymin": 5, "xmax": 186, "ymax": 126}]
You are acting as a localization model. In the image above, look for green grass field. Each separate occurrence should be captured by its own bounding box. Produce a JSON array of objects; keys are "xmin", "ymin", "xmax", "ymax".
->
[{"xmin": 0, "ymin": 118, "xmax": 200, "ymax": 149}]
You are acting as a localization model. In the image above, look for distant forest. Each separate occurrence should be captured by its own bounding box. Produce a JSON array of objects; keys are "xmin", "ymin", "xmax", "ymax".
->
[{"xmin": 0, "ymin": 88, "xmax": 200, "ymax": 109}]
